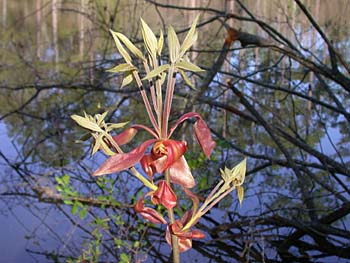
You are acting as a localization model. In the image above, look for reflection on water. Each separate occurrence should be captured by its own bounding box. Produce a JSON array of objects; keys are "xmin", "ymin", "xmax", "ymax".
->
[{"xmin": 1, "ymin": 0, "xmax": 350, "ymax": 262}]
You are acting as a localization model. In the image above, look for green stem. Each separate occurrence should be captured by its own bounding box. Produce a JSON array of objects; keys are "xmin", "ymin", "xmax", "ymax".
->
[
  {"xmin": 164, "ymin": 169, "xmax": 180, "ymax": 263},
  {"xmin": 130, "ymin": 167, "xmax": 157, "ymax": 191}
]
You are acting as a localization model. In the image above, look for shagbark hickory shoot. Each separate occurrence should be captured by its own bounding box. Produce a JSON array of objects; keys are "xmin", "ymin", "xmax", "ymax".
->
[{"xmin": 71, "ymin": 15, "xmax": 247, "ymax": 262}]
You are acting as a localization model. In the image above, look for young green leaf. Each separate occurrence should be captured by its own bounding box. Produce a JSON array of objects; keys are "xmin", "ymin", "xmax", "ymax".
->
[
  {"xmin": 114, "ymin": 238, "xmax": 123, "ymax": 248},
  {"xmin": 96, "ymin": 111, "xmax": 108, "ymax": 126},
  {"xmin": 121, "ymin": 72, "xmax": 134, "ymax": 88},
  {"xmin": 100, "ymin": 142, "xmax": 115, "ymax": 156},
  {"xmin": 107, "ymin": 63, "xmax": 137, "ymax": 73},
  {"xmin": 220, "ymin": 158, "xmax": 246, "ymax": 191},
  {"xmin": 229, "ymin": 158, "xmax": 247, "ymax": 186},
  {"xmin": 133, "ymin": 241, "xmax": 140, "ymax": 248},
  {"xmin": 175, "ymin": 60, "xmax": 204, "ymax": 72},
  {"xmin": 62, "ymin": 174, "xmax": 70, "ymax": 185},
  {"xmin": 237, "ymin": 185, "xmax": 244, "ymax": 205},
  {"xmin": 79, "ymin": 208, "xmax": 87, "ymax": 220},
  {"xmin": 106, "ymin": 121, "xmax": 129, "ymax": 132},
  {"xmin": 71, "ymin": 201, "xmax": 79, "ymax": 215},
  {"xmin": 180, "ymin": 14, "xmax": 200, "ymax": 55},
  {"xmin": 91, "ymin": 133, "xmax": 115, "ymax": 156},
  {"xmin": 63, "ymin": 199, "xmax": 74, "ymax": 205},
  {"xmin": 116, "ymin": 32, "xmax": 146, "ymax": 61},
  {"xmin": 179, "ymin": 69, "xmax": 196, "ymax": 90},
  {"xmin": 142, "ymin": 64, "xmax": 170, "ymax": 80},
  {"xmin": 55, "ymin": 185, "xmax": 63, "ymax": 192},
  {"xmin": 120, "ymin": 253, "xmax": 130, "ymax": 263},
  {"xmin": 220, "ymin": 167, "xmax": 230, "ymax": 182},
  {"xmin": 167, "ymin": 26, "xmax": 180, "ymax": 63},
  {"xmin": 157, "ymin": 30, "xmax": 164, "ymax": 56},
  {"xmin": 110, "ymin": 30, "xmax": 132, "ymax": 63},
  {"xmin": 91, "ymin": 135, "xmax": 102, "ymax": 156},
  {"xmin": 71, "ymin": 115, "xmax": 103, "ymax": 133},
  {"xmin": 140, "ymin": 18, "xmax": 158, "ymax": 58}
]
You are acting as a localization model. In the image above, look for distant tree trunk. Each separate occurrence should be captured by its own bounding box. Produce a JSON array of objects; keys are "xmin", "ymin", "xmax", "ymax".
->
[
  {"xmin": 52, "ymin": 0, "xmax": 59, "ymax": 67},
  {"xmin": 2, "ymin": 0, "xmax": 6, "ymax": 27},
  {"xmin": 36, "ymin": 0, "xmax": 42, "ymax": 59},
  {"xmin": 79, "ymin": 0, "xmax": 86, "ymax": 58}
]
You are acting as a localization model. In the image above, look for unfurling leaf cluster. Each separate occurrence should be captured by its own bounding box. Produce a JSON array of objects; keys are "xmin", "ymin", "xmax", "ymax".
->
[
  {"xmin": 109, "ymin": 14, "xmax": 203, "ymax": 89},
  {"xmin": 71, "ymin": 112, "xmax": 128, "ymax": 155},
  {"xmin": 220, "ymin": 158, "xmax": 246, "ymax": 205}
]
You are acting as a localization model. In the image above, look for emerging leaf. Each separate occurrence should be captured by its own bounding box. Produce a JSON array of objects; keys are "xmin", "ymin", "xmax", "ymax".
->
[
  {"xmin": 121, "ymin": 72, "xmax": 134, "ymax": 88},
  {"xmin": 237, "ymin": 185, "xmax": 244, "ymax": 205},
  {"xmin": 71, "ymin": 201, "xmax": 79, "ymax": 215},
  {"xmin": 230, "ymin": 158, "xmax": 246, "ymax": 186},
  {"xmin": 140, "ymin": 18, "xmax": 158, "ymax": 58},
  {"xmin": 220, "ymin": 158, "xmax": 247, "ymax": 187},
  {"xmin": 157, "ymin": 30, "xmax": 164, "ymax": 56},
  {"xmin": 91, "ymin": 134, "xmax": 102, "ymax": 155},
  {"xmin": 143, "ymin": 64, "xmax": 170, "ymax": 80},
  {"xmin": 168, "ymin": 26, "xmax": 180, "ymax": 63},
  {"xmin": 175, "ymin": 60, "xmax": 204, "ymax": 72},
  {"xmin": 107, "ymin": 63, "xmax": 137, "ymax": 73},
  {"xmin": 106, "ymin": 121, "xmax": 129, "ymax": 132},
  {"xmin": 180, "ymin": 14, "xmax": 200, "ymax": 55},
  {"xmin": 110, "ymin": 29, "xmax": 132, "ymax": 63},
  {"xmin": 99, "ymin": 138, "xmax": 116, "ymax": 156},
  {"xmin": 91, "ymin": 133, "xmax": 114, "ymax": 156},
  {"xmin": 219, "ymin": 167, "xmax": 231, "ymax": 182},
  {"xmin": 178, "ymin": 69, "xmax": 195, "ymax": 90},
  {"xmin": 96, "ymin": 111, "xmax": 108, "ymax": 126},
  {"xmin": 116, "ymin": 32, "xmax": 145, "ymax": 61},
  {"xmin": 79, "ymin": 208, "xmax": 87, "ymax": 220},
  {"xmin": 71, "ymin": 114, "xmax": 103, "ymax": 133}
]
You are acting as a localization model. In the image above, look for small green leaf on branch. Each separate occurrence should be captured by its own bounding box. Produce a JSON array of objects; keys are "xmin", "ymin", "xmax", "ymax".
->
[
  {"xmin": 179, "ymin": 69, "xmax": 195, "ymax": 90},
  {"xmin": 157, "ymin": 30, "xmax": 164, "ymax": 56},
  {"xmin": 140, "ymin": 18, "xmax": 158, "ymax": 58},
  {"xmin": 121, "ymin": 73, "xmax": 134, "ymax": 88},
  {"xmin": 116, "ymin": 32, "xmax": 145, "ymax": 61},
  {"xmin": 180, "ymin": 14, "xmax": 200, "ymax": 55},
  {"xmin": 175, "ymin": 60, "xmax": 204, "ymax": 72},
  {"xmin": 168, "ymin": 26, "xmax": 180, "ymax": 63},
  {"xmin": 110, "ymin": 30, "xmax": 132, "ymax": 63},
  {"xmin": 143, "ymin": 64, "xmax": 170, "ymax": 80},
  {"xmin": 107, "ymin": 63, "xmax": 137, "ymax": 73}
]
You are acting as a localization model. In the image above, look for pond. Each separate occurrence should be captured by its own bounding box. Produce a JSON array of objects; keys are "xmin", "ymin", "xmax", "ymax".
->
[{"xmin": 1, "ymin": 0, "xmax": 350, "ymax": 262}]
